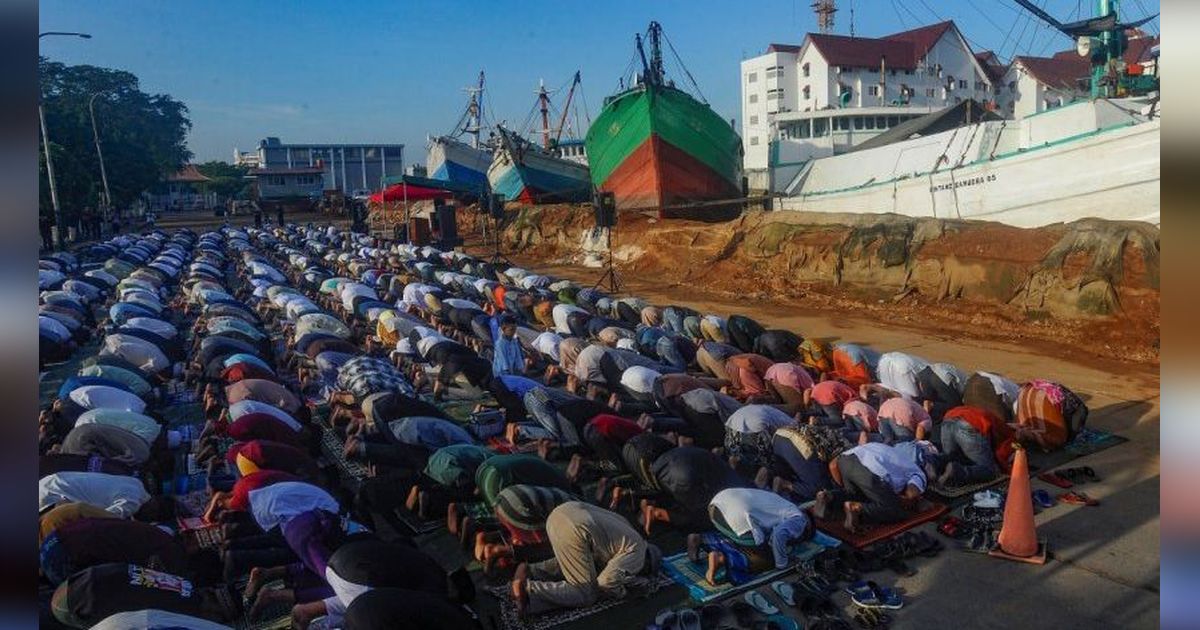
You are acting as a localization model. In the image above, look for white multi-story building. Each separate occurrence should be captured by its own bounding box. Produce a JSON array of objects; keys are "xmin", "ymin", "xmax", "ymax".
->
[
  {"xmin": 996, "ymin": 34, "xmax": 1159, "ymax": 119},
  {"xmin": 740, "ymin": 21, "xmax": 999, "ymax": 187}
]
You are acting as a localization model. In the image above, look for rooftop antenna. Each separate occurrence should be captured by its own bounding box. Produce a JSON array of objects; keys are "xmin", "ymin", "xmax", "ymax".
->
[{"xmin": 813, "ymin": 0, "xmax": 836, "ymax": 34}]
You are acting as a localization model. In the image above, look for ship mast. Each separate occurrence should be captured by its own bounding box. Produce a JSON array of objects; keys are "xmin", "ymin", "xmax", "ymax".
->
[
  {"xmin": 1010, "ymin": 0, "xmax": 1158, "ymax": 98},
  {"xmin": 554, "ymin": 71, "xmax": 582, "ymax": 145},
  {"xmin": 465, "ymin": 71, "xmax": 485, "ymax": 149},
  {"xmin": 538, "ymin": 79, "xmax": 552, "ymax": 150},
  {"xmin": 636, "ymin": 22, "xmax": 667, "ymax": 87}
]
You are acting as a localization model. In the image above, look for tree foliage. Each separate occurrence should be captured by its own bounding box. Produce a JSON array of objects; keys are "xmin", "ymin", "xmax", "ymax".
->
[
  {"xmin": 39, "ymin": 56, "xmax": 192, "ymax": 222},
  {"xmin": 196, "ymin": 160, "xmax": 251, "ymax": 199}
]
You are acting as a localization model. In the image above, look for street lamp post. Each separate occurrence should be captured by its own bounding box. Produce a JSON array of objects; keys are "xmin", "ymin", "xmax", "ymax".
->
[
  {"xmin": 39, "ymin": 30, "xmax": 91, "ymax": 251},
  {"xmin": 89, "ymin": 92, "xmax": 113, "ymax": 217}
]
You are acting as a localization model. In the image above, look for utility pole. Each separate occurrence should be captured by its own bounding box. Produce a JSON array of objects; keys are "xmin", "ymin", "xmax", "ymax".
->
[
  {"xmin": 89, "ymin": 91, "xmax": 112, "ymax": 217},
  {"xmin": 39, "ymin": 31, "xmax": 92, "ymax": 250}
]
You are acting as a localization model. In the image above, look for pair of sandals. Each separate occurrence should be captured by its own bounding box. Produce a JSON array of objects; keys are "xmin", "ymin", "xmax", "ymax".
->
[
  {"xmin": 768, "ymin": 581, "xmax": 843, "ymax": 629},
  {"xmin": 725, "ymin": 597, "xmax": 801, "ymax": 630},
  {"xmin": 651, "ymin": 607, "xmax": 701, "ymax": 630},
  {"xmin": 872, "ymin": 532, "xmax": 944, "ymax": 575},
  {"xmin": 1060, "ymin": 466, "xmax": 1100, "ymax": 481},
  {"xmin": 962, "ymin": 528, "xmax": 997, "ymax": 553},
  {"xmin": 853, "ymin": 606, "xmax": 891, "ymax": 629},
  {"xmin": 1039, "ymin": 466, "xmax": 1099, "ymax": 489},
  {"xmin": 810, "ymin": 550, "xmax": 860, "ymax": 584},
  {"xmin": 1059, "ymin": 490, "xmax": 1100, "ymax": 506}
]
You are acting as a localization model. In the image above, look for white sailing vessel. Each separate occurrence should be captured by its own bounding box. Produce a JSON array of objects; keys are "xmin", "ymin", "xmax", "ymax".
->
[{"xmin": 778, "ymin": 96, "xmax": 1159, "ymax": 227}]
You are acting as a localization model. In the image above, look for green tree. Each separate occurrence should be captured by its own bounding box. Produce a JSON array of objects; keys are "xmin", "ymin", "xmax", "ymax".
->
[
  {"xmin": 196, "ymin": 160, "xmax": 251, "ymax": 200},
  {"xmin": 39, "ymin": 56, "xmax": 192, "ymax": 224}
]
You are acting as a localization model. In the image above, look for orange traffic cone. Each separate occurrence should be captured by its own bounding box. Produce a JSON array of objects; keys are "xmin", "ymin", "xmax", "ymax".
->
[{"xmin": 990, "ymin": 443, "xmax": 1048, "ymax": 564}]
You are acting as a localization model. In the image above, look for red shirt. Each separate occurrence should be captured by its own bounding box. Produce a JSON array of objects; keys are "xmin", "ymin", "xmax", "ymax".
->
[
  {"xmin": 811, "ymin": 380, "xmax": 857, "ymax": 406},
  {"xmin": 944, "ymin": 405, "xmax": 1015, "ymax": 471},
  {"xmin": 227, "ymin": 470, "xmax": 300, "ymax": 511},
  {"xmin": 586, "ymin": 414, "xmax": 644, "ymax": 443}
]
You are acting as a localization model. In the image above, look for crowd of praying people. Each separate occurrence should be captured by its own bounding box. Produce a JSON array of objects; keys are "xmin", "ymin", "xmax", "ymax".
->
[{"xmin": 37, "ymin": 220, "xmax": 1091, "ymax": 629}]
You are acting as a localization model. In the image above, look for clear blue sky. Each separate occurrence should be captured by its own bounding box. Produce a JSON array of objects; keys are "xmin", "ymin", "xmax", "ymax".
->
[{"xmin": 39, "ymin": 0, "xmax": 1158, "ymax": 164}]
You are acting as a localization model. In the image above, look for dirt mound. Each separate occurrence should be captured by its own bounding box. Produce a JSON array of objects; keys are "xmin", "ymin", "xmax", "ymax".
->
[{"xmin": 493, "ymin": 205, "xmax": 1159, "ymax": 363}]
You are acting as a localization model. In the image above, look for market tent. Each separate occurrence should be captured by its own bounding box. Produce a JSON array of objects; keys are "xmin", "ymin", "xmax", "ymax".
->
[{"xmin": 369, "ymin": 183, "xmax": 454, "ymax": 204}]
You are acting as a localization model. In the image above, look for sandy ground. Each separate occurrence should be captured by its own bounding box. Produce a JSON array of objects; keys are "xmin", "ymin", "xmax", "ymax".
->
[{"xmin": 509, "ymin": 257, "xmax": 1161, "ymax": 629}]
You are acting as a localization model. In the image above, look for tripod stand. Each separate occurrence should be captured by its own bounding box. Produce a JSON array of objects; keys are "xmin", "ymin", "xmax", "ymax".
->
[
  {"xmin": 593, "ymin": 224, "xmax": 621, "ymax": 294},
  {"xmin": 485, "ymin": 193, "xmax": 514, "ymax": 267}
]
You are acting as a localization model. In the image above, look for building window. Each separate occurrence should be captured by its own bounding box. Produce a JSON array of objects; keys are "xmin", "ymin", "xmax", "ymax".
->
[
  {"xmin": 748, "ymin": 94, "xmax": 758, "ymax": 104},
  {"xmin": 837, "ymin": 117, "xmax": 851, "ymax": 131},
  {"xmin": 814, "ymin": 118, "xmax": 828, "ymax": 137},
  {"xmin": 749, "ymin": 115, "xmax": 758, "ymax": 125},
  {"xmin": 867, "ymin": 86, "xmax": 879, "ymax": 96},
  {"xmin": 853, "ymin": 116, "xmax": 864, "ymax": 130},
  {"xmin": 803, "ymin": 85, "xmax": 811, "ymax": 100},
  {"xmin": 888, "ymin": 116, "xmax": 899, "ymax": 127},
  {"xmin": 802, "ymin": 63, "xmax": 810, "ymax": 77},
  {"xmin": 864, "ymin": 116, "xmax": 876, "ymax": 130},
  {"xmin": 975, "ymin": 81, "xmax": 986, "ymax": 91},
  {"xmin": 926, "ymin": 88, "xmax": 936, "ymax": 97},
  {"xmin": 958, "ymin": 79, "xmax": 967, "ymax": 89},
  {"xmin": 767, "ymin": 88, "xmax": 783, "ymax": 100},
  {"xmin": 750, "ymin": 136, "xmax": 760, "ymax": 146},
  {"xmin": 904, "ymin": 69, "xmax": 913, "ymax": 75},
  {"xmin": 747, "ymin": 72, "xmax": 757, "ymax": 83},
  {"xmin": 798, "ymin": 120, "xmax": 811, "ymax": 138}
]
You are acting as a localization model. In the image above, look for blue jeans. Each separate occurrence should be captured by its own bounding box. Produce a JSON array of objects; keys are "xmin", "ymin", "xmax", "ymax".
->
[
  {"xmin": 939, "ymin": 419, "xmax": 998, "ymax": 484},
  {"xmin": 879, "ymin": 419, "xmax": 916, "ymax": 444}
]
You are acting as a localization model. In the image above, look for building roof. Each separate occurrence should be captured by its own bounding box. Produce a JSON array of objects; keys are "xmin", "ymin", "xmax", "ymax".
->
[
  {"xmin": 1014, "ymin": 55, "xmax": 1091, "ymax": 91},
  {"xmin": 807, "ymin": 33, "xmax": 919, "ymax": 70},
  {"xmin": 166, "ymin": 164, "xmax": 212, "ymax": 183},
  {"xmin": 974, "ymin": 50, "xmax": 1008, "ymax": 82},
  {"xmin": 766, "ymin": 43, "xmax": 802, "ymax": 54},
  {"xmin": 883, "ymin": 21, "xmax": 955, "ymax": 61},
  {"xmin": 1050, "ymin": 34, "xmax": 1159, "ymax": 65},
  {"xmin": 250, "ymin": 166, "xmax": 326, "ymax": 176},
  {"xmin": 785, "ymin": 20, "xmax": 958, "ymax": 71}
]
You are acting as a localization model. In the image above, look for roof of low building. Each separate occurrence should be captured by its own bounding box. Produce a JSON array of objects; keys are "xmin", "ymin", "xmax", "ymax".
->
[
  {"xmin": 166, "ymin": 164, "xmax": 212, "ymax": 183},
  {"xmin": 1014, "ymin": 55, "xmax": 1091, "ymax": 91}
]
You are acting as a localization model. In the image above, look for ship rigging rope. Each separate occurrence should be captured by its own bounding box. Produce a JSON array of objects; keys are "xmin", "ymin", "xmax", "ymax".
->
[
  {"xmin": 954, "ymin": 118, "xmax": 983, "ymax": 168},
  {"xmin": 660, "ymin": 29, "xmax": 707, "ymax": 104},
  {"xmin": 989, "ymin": 118, "xmax": 1008, "ymax": 160}
]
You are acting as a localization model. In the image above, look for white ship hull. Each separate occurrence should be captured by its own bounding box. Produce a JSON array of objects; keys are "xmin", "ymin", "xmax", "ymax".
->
[
  {"xmin": 779, "ymin": 99, "xmax": 1160, "ymax": 227},
  {"xmin": 426, "ymin": 136, "xmax": 492, "ymax": 189}
]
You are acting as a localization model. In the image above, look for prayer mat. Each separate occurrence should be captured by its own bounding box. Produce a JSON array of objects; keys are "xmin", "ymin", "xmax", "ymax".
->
[
  {"xmin": 318, "ymin": 426, "xmax": 371, "ymax": 481},
  {"xmin": 393, "ymin": 505, "xmax": 443, "ymax": 536},
  {"xmin": 662, "ymin": 532, "xmax": 841, "ymax": 603},
  {"xmin": 1028, "ymin": 428, "xmax": 1129, "ymax": 470},
  {"xmin": 175, "ymin": 489, "xmax": 211, "ymax": 518},
  {"xmin": 928, "ymin": 474, "xmax": 1010, "ymax": 501},
  {"xmin": 232, "ymin": 577, "xmax": 292, "ymax": 630},
  {"xmin": 814, "ymin": 500, "xmax": 949, "ymax": 549},
  {"xmin": 484, "ymin": 574, "xmax": 676, "ymax": 630}
]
